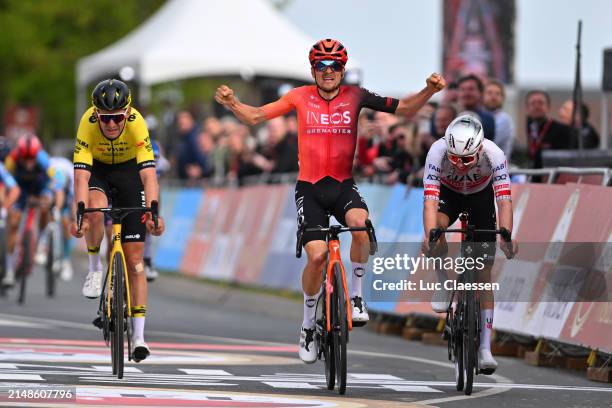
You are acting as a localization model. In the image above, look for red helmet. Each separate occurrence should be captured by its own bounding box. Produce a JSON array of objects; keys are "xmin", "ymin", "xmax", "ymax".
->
[
  {"xmin": 16, "ymin": 135, "xmax": 42, "ymax": 160},
  {"xmin": 309, "ymin": 39, "xmax": 348, "ymax": 66}
]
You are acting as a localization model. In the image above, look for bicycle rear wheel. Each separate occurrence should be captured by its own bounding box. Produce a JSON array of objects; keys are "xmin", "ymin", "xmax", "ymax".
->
[
  {"xmin": 17, "ymin": 231, "xmax": 34, "ymax": 305},
  {"xmin": 45, "ymin": 230, "xmax": 55, "ymax": 297},
  {"xmin": 332, "ymin": 265, "xmax": 348, "ymax": 395},
  {"xmin": 112, "ymin": 252, "xmax": 125, "ymax": 379}
]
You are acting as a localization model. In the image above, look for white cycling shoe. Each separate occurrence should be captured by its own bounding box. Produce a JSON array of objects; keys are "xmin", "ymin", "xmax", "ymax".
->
[
  {"xmin": 34, "ymin": 248, "xmax": 47, "ymax": 265},
  {"xmin": 60, "ymin": 259, "xmax": 73, "ymax": 281},
  {"xmin": 478, "ymin": 349, "xmax": 498, "ymax": 374},
  {"xmin": 1, "ymin": 268, "xmax": 15, "ymax": 287},
  {"xmin": 431, "ymin": 287, "xmax": 452, "ymax": 313},
  {"xmin": 132, "ymin": 338, "xmax": 150, "ymax": 363},
  {"xmin": 298, "ymin": 327, "xmax": 318, "ymax": 364},
  {"xmin": 82, "ymin": 270, "xmax": 103, "ymax": 299},
  {"xmin": 145, "ymin": 265, "xmax": 159, "ymax": 282},
  {"xmin": 351, "ymin": 296, "xmax": 369, "ymax": 326}
]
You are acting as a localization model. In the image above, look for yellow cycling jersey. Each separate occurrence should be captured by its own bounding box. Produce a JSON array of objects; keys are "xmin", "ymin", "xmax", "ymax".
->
[{"xmin": 73, "ymin": 107, "xmax": 155, "ymax": 171}]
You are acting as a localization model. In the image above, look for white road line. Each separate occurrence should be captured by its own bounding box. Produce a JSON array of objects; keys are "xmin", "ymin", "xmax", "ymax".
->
[
  {"xmin": 350, "ymin": 373, "xmax": 403, "ymax": 380},
  {"xmin": 178, "ymin": 369, "xmax": 233, "ymax": 376},
  {"xmin": 264, "ymin": 382, "xmax": 320, "ymax": 389},
  {"xmin": 0, "ymin": 374, "xmax": 43, "ymax": 381},
  {"xmin": 91, "ymin": 366, "xmax": 142, "ymax": 373},
  {"xmin": 382, "ymin": 385, "xmax": 441, "ymax": 393}
]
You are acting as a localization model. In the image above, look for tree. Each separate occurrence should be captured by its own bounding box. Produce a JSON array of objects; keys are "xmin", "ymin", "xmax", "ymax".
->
[{"xmin": 0, "ymin": 0, "xmax": 164, "ymax": 140}]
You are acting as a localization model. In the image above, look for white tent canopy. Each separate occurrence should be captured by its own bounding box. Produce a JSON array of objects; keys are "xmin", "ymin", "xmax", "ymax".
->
[{"xmin": 77, "ymin": 0, "xmax": 319, "ymax": 86}]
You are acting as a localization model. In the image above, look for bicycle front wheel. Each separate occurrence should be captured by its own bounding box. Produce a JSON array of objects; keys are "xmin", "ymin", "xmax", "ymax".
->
[
  {"xmin": 0, "ymin": 223, "xmax": 6, "ymax": 298},
  {"xmin": 17, "ymin": 231, "xmax": 34, "ymax": 305},
  {"xmin": 463, "ymin": 290, "xmax": 477, "ymax": 395},
  {"xmin": 322, "ymin": 282, "xmax": 335, "ymax": 391},
  {"xmin": 332, "ymin": 264, "xmax": 348, "ymax": 395},
  {"xmin": 112, "ymin": 252, "xmax": 125, "ymax": 379},
  {"xmin": 45, "ymin": 229, "xmax": 55, "ymax": 297}
]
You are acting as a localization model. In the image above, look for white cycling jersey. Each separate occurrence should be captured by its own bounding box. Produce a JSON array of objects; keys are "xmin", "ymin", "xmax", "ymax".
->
[
  {"xmin": 50, "ymin": 156, "xmax": 74, "ymax": 195},
  {"xmin": 423, "ymin": 139, "xmax": 511, "ymax": 201}
]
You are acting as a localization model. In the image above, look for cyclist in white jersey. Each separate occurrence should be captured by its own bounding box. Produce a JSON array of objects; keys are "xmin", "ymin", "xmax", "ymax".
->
[
  {"xmin": 422, "ymin": 114, "xmax": 518, "ymax": 373},
  {"xmin": 35, "ymin": 156, "xmax": 75, "ymax": 281}
]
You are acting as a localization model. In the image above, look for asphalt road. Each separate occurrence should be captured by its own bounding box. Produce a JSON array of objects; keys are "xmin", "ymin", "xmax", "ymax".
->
[{"xmin": 0, "ymin": 259, "xmax": 609, "ymax": 407}]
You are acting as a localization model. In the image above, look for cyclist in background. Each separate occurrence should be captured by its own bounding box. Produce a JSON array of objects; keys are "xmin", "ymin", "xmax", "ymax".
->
[
  {"xmin": 34, "ymin": 156, "xmax": 75, "ymax": 281},
  {"xmin": 143, "ymin": 137, "xmax": 170, "ymax": 281},
  {"xmin": 422, "ymin": 114, "xmax": 518, "ymax": 373},
  {"xmin": 2, "ymin": 135, "xmax": 65, "ymax": 287},
  {"xmin": 216, "ymin": 38, "xmax": 445, "ymax": 363},
  {"xmin": 0, "ymin": 159, "xmax": 21, "ymax": 287},
  {"xmin": 71, "ymin": 79, "xmax": 164, "ymax": 362}
]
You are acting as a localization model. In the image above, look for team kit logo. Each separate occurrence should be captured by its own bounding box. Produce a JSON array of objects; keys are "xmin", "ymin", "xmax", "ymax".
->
[{"xmin": 305, "ymin": 110, "xmax": 352, "ymax": 134}]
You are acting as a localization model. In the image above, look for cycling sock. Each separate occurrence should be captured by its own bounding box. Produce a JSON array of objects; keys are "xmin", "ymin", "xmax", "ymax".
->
[
  {"xmin": 350, "ymin": 262, "xmax": 366, "ymax": 298},
  {"xmin": 6, "ymin": 252, "xmax": 14, "ymax": 272},
  {"xmin": 143, "ymin": 232, "xmax": 153, "ymax": 260},
  {"xmin": 480, "ymin": 309, "xmax": 494, "ymax": 350},
  {"xmin": 302, "ymin": 288, "xmax": 322, "ymax": 329},
  {"xmin": 131, "ymin": 305, "xmax": 147, "ymax": 341},
  {"xmin": 87, "ymin": 246, "xmax": 102, "ymax": 272}
]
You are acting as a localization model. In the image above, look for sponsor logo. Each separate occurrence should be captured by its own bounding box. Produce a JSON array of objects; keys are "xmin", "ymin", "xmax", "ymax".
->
[
  {"xmin": 77, "ymin": 139, "xmax": 89, "ymax": 149},
  {"xmin": 493, "ymin": 162, "xmax": 506, "ymax": 172},
  {"xmin": 125, "ymin": 234, "xmax": 140, "ymax": 240},
  {"xmin": 494, "ymin": 183, "xmax": 511, "ymax": 190},
  {"xmin": 428, "ymin": 163, "xmax": 441, "ymax": 173},
  {"xmin": 127, "ymin": 113, "xmax": 136, "ymax": 122},
  {"xmin": 426, "ymin": 174, "xmax": 440, "ymax": 181},
  {"xmin": 493, "ymin": 174, "xmax": 508, "ymax": 181},
  {"xmin": 336, "ymin": 102, "xmax": 350, "ymax": 108},
  {"xmin": 305, "ymin": 298, "xmax": 316, "ymax": 308},
  {"xmin": 88, "ymin": 114, "xmax": 97, "ymax": 124},
  {"xmin": 306, "ymin": 110, "xmax": 351, "ymax": 126}
]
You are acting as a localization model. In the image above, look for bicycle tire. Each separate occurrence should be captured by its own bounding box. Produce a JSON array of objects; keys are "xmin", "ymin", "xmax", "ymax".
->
[
  {"xmin": 324, "ymin": 276, "xmax": 336, "ymax": 391},
  {"xmin": 112, "ymin": 252, "xmax": 125, "ymax": 379},
  {"xmin": 463, "ymin": 288, "xmax": 477, "ymax": 395},
  {"xmin": 454, "ymin": 307, "xmax": 464, "ymax": 391},
  {"xmin": 333, "ymin": 265, "xmax": 348, "ymax": 395},
  {"xmin": 45, "ymin": 231, "xmax": 55, "ymax": 297},
  {"xmin": 0, "ymin": 224, "xmax": 6, "ymax": 297},
  {"xmin": 17, "ymin": 231, "xmax": 33, "ymax": 305}
]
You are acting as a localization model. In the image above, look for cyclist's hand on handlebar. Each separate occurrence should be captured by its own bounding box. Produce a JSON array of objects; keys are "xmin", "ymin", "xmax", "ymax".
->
[
  {"xmin": 70, "ymin": 219, "xmax": 89, "ymax": 238},
  {"xmin": 421, "ymin": 238, "xmax": 432, "ymax": 256},
  {"xmin": 146, "ymin": 215, "xmax": 165, "ymax": 236},
  {"xmin": 501, "ymin": 239, "xmax": 518, "ymax": 259}
]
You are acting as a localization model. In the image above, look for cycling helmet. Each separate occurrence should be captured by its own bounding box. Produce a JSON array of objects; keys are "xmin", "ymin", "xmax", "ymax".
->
[
  {"xmin": 0, "ymin": 136, "xmax": 12, "ymax": 161},
  {"xmin": 445, "ymin": 114, "xmax": 484, "ymax": 157},
  {"xmin": 16, "ymin": 135, "xmax": 42, "ymax": 160},
  {"xmin": 91, "ymin": 79, "xmax": 131, "ymax": 111},
  {"xmin": 309, "ymin": 39, "xmax": 348, "ymax": 66}
]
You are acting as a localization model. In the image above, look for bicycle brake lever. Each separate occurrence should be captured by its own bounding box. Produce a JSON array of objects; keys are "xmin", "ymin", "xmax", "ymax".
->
[
  {"xmin": 76, "ymin": 201, "xmax": 85, "ymax": 233},
  {"xmin": 150, "ymin": 200, "xmax": 159, "ymax": 229}
]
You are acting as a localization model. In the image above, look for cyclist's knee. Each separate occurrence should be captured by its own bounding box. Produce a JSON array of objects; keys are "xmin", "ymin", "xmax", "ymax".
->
[
  {"xmin": 305, "ymin": 243, "xmax": 327, "ymax": 270},
  {"xmin": 345, "ymin": 209, "xmax": 367, "ymax": 228}
]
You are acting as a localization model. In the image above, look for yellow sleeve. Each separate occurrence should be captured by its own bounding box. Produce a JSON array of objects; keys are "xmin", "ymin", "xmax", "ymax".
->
[
  {"xmin": 73, "ymin": 109, "xmax": 95, "ymax": 171},
  {"xmin": 129, "ymin": 110, "xmax": 156, "ymax": 170}
]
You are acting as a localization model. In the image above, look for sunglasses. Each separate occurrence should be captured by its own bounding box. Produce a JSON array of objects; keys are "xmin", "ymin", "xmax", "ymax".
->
[
  {"xmin": 447, "ymin": 153, "xmax": 478, "ymax": 167},
  {"xmin": 314, "ymin": 60, "xmax": 344, "ymax": 72},
  {"xmin": 97, "ymin": 110, "xmax": 128, "ymax": 124}
]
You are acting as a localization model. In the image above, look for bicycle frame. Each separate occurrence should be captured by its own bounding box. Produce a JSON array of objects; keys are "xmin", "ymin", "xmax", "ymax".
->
[
  {"xmin": 325, "ymin": 238, "xmax": 353, "ymax": 333},
  {"xmin": 105, "ymin": 221, "xmax": 131, "ymax": 320}
]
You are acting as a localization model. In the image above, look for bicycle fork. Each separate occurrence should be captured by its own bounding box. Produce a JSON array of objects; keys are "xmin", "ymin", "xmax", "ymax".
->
[{"xmin": 325, "ymin": 239, "xmax": 353, "ymax": 333}]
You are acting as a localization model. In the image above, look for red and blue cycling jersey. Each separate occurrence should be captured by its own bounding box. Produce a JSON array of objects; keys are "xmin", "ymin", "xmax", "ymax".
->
[{"xmin": 262, "ymin": 85, "xmax": 399, "ymax": 183}]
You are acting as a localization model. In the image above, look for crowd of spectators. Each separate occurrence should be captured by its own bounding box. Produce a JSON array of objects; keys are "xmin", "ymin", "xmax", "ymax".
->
[{"xmin": 155, "ymin": 75, "xmax": 600, "ymax": 186}]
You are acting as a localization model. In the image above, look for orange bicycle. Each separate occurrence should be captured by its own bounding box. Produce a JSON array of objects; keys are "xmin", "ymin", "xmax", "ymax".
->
[{"xmin": 296, "ymin": 218, "xmax": 377, "ymax": 395}]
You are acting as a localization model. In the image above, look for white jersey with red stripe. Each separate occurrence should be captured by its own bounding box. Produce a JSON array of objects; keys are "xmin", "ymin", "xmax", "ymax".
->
[{"xmin": 423, "ymin": 138, "xmax": 511, "ymax": 201}]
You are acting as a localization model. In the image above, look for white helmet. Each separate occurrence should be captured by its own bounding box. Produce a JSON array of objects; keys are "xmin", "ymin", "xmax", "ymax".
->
[{"xmin": 444, "ymin": 114, "xmax": 484, "ymax": 157}]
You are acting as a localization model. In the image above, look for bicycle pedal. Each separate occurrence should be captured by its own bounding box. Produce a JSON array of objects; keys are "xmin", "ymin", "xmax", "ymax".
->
[
  {"xmin": 92, "ymin": 317, "xmax": 103, "ymax": 329},
  {"xmin": 352, "ymin": 320, "xmax": 367, "ymax": 328},
  {"xmin": 479, "ymin": 368, "xmax": 495, "ymax": 375}
]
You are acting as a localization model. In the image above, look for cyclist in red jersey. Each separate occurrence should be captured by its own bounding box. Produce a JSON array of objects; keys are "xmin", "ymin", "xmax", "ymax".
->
[{"xmin": 216, "ymin": 38, "xmax": 445, "ymax": 363}]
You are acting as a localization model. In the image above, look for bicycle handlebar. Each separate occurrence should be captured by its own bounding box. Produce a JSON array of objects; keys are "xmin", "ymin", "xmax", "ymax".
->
[
  {"xmin": 295, "ymin": 219, "xmax": 378, "ymax": 258},
  {"xmin": 76, "ymin": 200, "xmax": 159, "ymax": 234},
  {"xmin": 428, "ymin": 227, "xmax": 512, "ymax": 243}
]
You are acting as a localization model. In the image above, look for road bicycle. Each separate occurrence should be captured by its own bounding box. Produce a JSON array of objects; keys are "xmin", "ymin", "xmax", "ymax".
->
[
  {"xmin": 296, "ymin": 217, "xmax": 377, "ymax": 395},
  {"xmin": 429, "ymin": 212, "xmax": 511, "ymax": 395},
  {"xmin": 77, "ymin": 200, "xmax": 158, "ymax": 379}
]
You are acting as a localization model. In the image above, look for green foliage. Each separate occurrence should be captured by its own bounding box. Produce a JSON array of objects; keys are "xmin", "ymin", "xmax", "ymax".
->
[{"xmin": 0, "ymin": 0, "xmax": 164, "ymax": 140}]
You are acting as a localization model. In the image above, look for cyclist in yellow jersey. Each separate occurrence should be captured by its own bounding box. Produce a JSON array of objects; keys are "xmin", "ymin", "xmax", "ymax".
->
[{"xmin": 71, "ymin": 79, "xmax": 164, "ymax": 362}]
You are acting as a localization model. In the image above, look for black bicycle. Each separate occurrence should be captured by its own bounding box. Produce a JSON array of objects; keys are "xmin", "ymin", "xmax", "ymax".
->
[
  {"xmin": 429, "ymin": 212, "xmax": 512, "ymax": 395},
  {"xmin": 296, "ymin": 218, "xmax": 377, "ymax": 395},
  {"xmin": 77, "ymin": 201, "xmax": 158, "ymax": 379}
]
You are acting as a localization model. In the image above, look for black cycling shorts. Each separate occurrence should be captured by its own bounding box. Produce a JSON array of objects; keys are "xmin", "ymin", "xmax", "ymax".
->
[
  {"xmin": 295, "ymin": 176, "xmax": 369, "ymax": 245},
  {"xmin": 438, "ymin": 182, "xmax": 496, "ymax": 260},
  {"xmin": 88, "ymin": 159, "xmax": 146, "ymax": 243}
]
